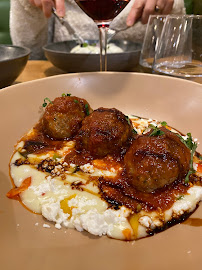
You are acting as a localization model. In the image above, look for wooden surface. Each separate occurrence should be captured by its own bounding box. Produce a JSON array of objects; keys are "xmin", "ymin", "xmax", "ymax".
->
[
  {"xmin": 15, "ymin": 60, "xmax": 202, "ymax": 84},
  {"xmin": 15, "ymin": 60, "xmax": 65, "ymax": 84}
]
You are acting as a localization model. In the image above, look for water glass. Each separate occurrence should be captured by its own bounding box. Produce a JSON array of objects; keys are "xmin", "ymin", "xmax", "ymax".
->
[
  {"xmin": 139, "ymin": 15, "xmax": 167, "ymax": 72},
  {"xmin": 153, "ymin": 15, "xmax": 202, "ymax": 82}
]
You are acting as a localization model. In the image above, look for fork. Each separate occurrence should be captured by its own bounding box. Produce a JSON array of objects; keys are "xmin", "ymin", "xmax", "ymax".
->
[
  {"xmin": 107, "ymin": 26, "xmax": 131, "ymax": 42},
  {"xmin": 52, "ymin": 7, "xmax": 84, "ymax": 45}
]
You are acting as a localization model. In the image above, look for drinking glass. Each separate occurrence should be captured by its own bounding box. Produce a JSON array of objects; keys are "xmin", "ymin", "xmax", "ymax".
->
[
  {"xmin": 139, "ymin": 15, "xmax": 167, "ymax": 73},
  {"xmin": 74, "ymin": 0, "xmax": 131, "ymax": 71},
  {"xmin": 153, "ymin": 15, "xmax": 202, "ymax": 82}
]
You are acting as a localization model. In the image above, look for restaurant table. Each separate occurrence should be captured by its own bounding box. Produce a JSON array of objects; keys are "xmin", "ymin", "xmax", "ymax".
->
[
  {"xmin": 15, "ymin": 60, "xmax": 65, "ymax": 84},
  {"xmin": 15, "ymin": 60, "xmax": 202, "ymax": 84}
]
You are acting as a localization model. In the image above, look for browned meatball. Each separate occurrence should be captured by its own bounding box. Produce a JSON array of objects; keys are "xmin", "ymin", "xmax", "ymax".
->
[
  {"xmin": 41, "ymin": 96, "xmax": 92, "ymax": 140},
  {"xmin": 76, "ymin": 107, "xmax": 133, "ymax": 158},
  {"xmin": 124, "ymin": 127, "xmax": 191, "ymax": 192}
]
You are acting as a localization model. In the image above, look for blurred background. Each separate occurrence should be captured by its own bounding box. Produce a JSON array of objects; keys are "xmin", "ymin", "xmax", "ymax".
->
[
  {"xmin": 0, "ymin": 0, "xmax": 202, "ymax": 45},
  {"xmin": 0, "ymin": 0, "xmax": 12, "ymax": 44}
]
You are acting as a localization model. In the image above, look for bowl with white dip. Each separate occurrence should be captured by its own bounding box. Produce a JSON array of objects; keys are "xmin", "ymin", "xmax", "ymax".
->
[{"xmin": 43, "ymin": 39, "xmax": 141, "ymax": 72}]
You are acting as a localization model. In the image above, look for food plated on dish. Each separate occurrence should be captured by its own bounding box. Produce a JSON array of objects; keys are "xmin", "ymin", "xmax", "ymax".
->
[
  {"xmin": 43, "ymin": 40, "xmax": 141, "ymax": 72},
  {"xmin": 70, "ymin": 42, "xmax": 123, "ymax": 54},
  {"xmin": 7, "ymin": 93, "xmax": 202, "ymax": 241}
]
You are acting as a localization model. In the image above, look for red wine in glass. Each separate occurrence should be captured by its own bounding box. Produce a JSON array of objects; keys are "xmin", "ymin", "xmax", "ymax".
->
[
  {"xmin": 76, "ymin": 0, "xmax": 129, "ymax": 26},
  {"xmin": 75, "ymin": 0, "xmax": 130, "ymax": 71}
]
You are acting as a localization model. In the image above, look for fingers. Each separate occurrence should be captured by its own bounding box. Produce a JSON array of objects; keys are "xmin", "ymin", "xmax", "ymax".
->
[
  {"xmin": 155, "ymin": 0, "xmax": 165, "ymax": 12},
  {"xmin": 55, "ymin": 0, "xmax": 65, "ymax": 17},
  {"xmin": 127, "ymin": 0, "xmax": 146, "ymax": 26},
  {"xmin": 42, "ymin": 0, "xmax": 55, "ymax": 18},
  {"xmin": 29, "ymin": 0, "xmax": 66, "ymax": 18},
  {"xmin": 126, "ymin": 0, "xmax": 174, "ymax": 26},
  {"xmin": 29, "ymin": 0, "xmax": 42, "ymax": 8},
  {"xmin": 162, "ymin": 0, "xmax": 174, "ymax": 15},
  {"xmin": 141, "ymin": 0, "xmax": 156, "ymax": 24}
]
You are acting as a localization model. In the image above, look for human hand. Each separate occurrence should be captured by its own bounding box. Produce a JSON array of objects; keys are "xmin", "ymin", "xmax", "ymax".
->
[
  {"xmin": 127, "ymin": 0, "xmax": 174, "ymax": 26},
  {"xmin": 29, "ymin": 0, "xmax": 65, "ymax": 18}
]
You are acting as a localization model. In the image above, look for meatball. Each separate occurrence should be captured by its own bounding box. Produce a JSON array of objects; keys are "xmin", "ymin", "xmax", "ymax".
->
[
  {"xmin": 124, "ymin": 127, "xmax": 191, "ymax": 192},
  {"xmin": 76, "ymin": 107, "xmax": 133, "ymax": 158},
  {"xmin": 41, "ymin": 96, "xmax": 92, "ymax": 140}
]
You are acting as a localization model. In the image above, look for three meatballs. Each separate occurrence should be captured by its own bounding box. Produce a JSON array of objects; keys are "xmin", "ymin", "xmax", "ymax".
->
[
  {"xmin": 41, "ymin": 95, "xmax": 191, "ymax": 193},
  {"xmin": 76, "ymin": 107, "xmax": 133, "ymax": 158},
  {"xmin": 41, "ymin": 96, "xmax": 92, "ymax": 140},
  {"xmin": 124, "ymin": 127, "xmax": 191, "ymax": 192}
]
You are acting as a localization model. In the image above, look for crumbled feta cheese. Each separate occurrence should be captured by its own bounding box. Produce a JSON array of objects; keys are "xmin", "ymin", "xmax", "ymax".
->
[
  {"xmin": 55, "ymin": 223, "xmax": 62, "ymax": 230},
  {"xmin": 139, "ymin": 216, "xmax": 155, "ymax": 229},
  {"xmin": 68, "ymin": 196, "xmax": 97, "ymax": 208},
  {"xmin": 42, "ymin": 201, "xmax": 70, "ymax": 226},
  {"xmin": 80, "ymin": 163, "xmax": 95, "ymax": 173},
  {"xmin": 43, "ymin": 224, "xmax": 51, "ymax": 228}
]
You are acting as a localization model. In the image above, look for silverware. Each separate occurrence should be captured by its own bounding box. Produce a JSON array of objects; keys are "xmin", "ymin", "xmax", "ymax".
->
[
  {"xmin": 52, "ymin": 7, "xmax": 84, "ymax": 45},
  {"xmin": 107, "ymin": 26, "xmax": 131, "ymax": 42}
]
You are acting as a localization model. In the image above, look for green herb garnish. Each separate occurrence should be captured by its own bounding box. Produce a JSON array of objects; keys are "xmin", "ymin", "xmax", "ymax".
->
[
  {"xmin": 161, "ymin": 121, "xmax": 167, "ymax": 126},
  {"xmin": 176, "ymin": 195, "xmax": 184, "ymax": 200},
  {"xmin": 52, "ymin": 153, "xmax": 61, "ymax": 160},
  {"xmin": 149, "ymin": 124, "xmax": 165, "ymax": 137},
  {"xmin": 43, "ymin": 98, "xmax": 53, "ymax": 107},
  {"xmin": 199, "ymin": 156, "xmax": 202, "ymax": 160},
  {"xmin": 177, "ymin": 133, "xmax": 197, "ymax": 183},
  {"xmin": 85, "ymin": 104, "xmax": 90, "ymax": 116},
  {"xmin": 74, "ymin": 99, "xmax": 79, "ymax": 104},
  {"xmin": 81, "ymin": 42, "xmax": 88, "ymax": 47},
  {"xmin": 132, "ymin": 129, "xmax": 137, "ymax": 134},
  {"xmin": 62, "ymin": 93, "xmax": 71, "ymax": 97},
  {"xmin": 125, "ymin": 116, "xmax": 131, "ymax": 126}
]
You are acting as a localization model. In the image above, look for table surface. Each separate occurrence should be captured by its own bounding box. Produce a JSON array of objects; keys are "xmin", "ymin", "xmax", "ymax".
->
[
  {"xmin": 15, "ymin": 60, "xmax": 202, "ymax": 84},
  {"xmin": 15, "ymin": 60, "xmax": 65, "ymax": 84}
]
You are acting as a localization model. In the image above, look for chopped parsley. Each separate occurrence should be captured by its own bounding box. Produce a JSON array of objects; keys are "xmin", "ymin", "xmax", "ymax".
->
[
  {"xmin": 176, "ymin": 195, "xmax": 184, "ymax": 200},
  {"xmin": 177, "ymin": 133, "xmax": 197, "ymax": 183},
  {"xmin": 81, "ymin": 42, "xmax": 88, "ymax": 47},
  {"xmin": 85, "ymin": 104, "xmax": 90, "ymax": 116},
  {"xmin": 52, "ymin": 153, "xmax": 61, "ymax": 160},
  {"xmin": 125, "ymin": 116, "xmax": 131, "ymax": 126},
  {"xmin": 74, "ymin": 99, "xmax": 79, "ymax": 104},
  {"xmin": 148, "ymin": 124, "xmax": 165, "ymax": 137},
  {"xmin": 42, "ymin": 98, "xmax": 53, "ymax": 107},
  {"xmin": 161, "ymin": 121, "xmax": 167, "ymax": 126},
  {"xmin": 62, "ymin": 93, "xmax": 71, "ymax": 97}
]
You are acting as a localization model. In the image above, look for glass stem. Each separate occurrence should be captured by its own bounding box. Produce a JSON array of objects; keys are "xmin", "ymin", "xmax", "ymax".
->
[{"xmin": 98, "ymin": 26, "xmax": 109, "ymax": 71}]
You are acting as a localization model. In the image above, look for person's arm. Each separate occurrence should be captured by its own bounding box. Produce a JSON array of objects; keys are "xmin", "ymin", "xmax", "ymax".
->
[{"xmin": 10, "ymin": 0, "xmax": 49, "ymax": 59}]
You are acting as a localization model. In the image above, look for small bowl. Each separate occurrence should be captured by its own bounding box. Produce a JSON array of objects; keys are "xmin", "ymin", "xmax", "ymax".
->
[
  {"xmin": 43, "ymin": 40, "xmax": 141, "ymax": 72},
  {"xmin": 0, "ymin": 45, "xmax": 30, "ymax": 88}
]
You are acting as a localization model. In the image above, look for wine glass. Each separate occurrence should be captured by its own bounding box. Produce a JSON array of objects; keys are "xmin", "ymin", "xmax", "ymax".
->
[
  {"xmin": 153, "ymin": 15, "xmax": 202, "ymax": 83},
  {"xmin": 74, "ymin": 0, "xmax": 131, "ymax": 71}
]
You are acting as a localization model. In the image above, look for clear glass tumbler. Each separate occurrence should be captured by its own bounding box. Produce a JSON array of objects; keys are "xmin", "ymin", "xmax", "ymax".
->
[
  {"xmin": 153, "ymin": 15, "xmax": 202, "ymax": 83},
  {"xmin": 139, "ymin": 15, "xmax": 167, "ymax": 73}
]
